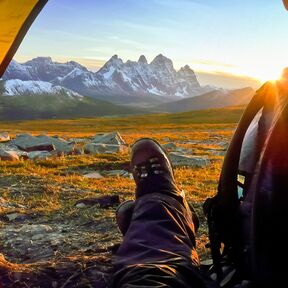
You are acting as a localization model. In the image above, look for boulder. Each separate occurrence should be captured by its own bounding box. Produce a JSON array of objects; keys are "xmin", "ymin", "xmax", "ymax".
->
[
  {"xmin": 12, "ymin": 134, "xmax": 75, "ymax": 154},
  {"xmin": 0, "ymin": 132, "xmax": 10, "ymax": 142},
  {"xmin": 84, "ymin": 143, "xmax": 128, "ymax": 154},
  {"xmin": 28, "ymin": 151, "xmax": 53, "ymax": 160},
  {"xmin": 38, "ymin": 135, "xmax": 75, "ymax": 154},
  {"xmin": 169, "ymin": 152, "xmax": 210, "ymax": 168},
  {"xmin": 0, "ymin": 144, "xmax": 29, "ymax": 159},
  {"xmin": 12, "ymin": 134, "xmax": 55, "ymax": 152},
  {"xmin": 0, "ymin": 148, "xmax": 19, "ymax": 161},
  {"xmin": 92, "ymin": 132, "xmax": 127, "ymax": 145}
]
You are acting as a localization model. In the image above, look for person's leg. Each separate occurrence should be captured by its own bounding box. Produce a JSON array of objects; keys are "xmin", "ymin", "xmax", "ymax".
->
[{"xmin": 112, "ymin": 139, "xmax": 218, "ymax": 288}]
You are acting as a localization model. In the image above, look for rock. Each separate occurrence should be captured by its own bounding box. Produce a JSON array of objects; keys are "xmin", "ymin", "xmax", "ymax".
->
[
  {"xmin": 83, "ymin": 172, "xmax": 104, "ymax": 179},
  {"xmin": 169, "ymin": 152, "xmax": 210, "ymax": 167},
  {"xmin": 75, "ymin": 195, "xmax": 120, "ymax": 209},
  {"xmin": 101, "ymin": 170, "xmax": 131, "ymax": 178},
  {"xmin": 69, "ymin": 138, "xmax": 88, "ymax": 144},
  {"xmin": 28, "ymin": 151, "xmax": 53, "ymax": 160},
  {"xmin": 6, "ymin": 213, "xmax": 19, "ymax": 221},
  {"xmin": 92, "ymin": 131, "xmax": 126, "ymax": 145},
  {"xmin": 0, "ymin": 148, "xmax": 19, "ymax": 161},
  {"xmin": 12, "ymin": 134, "xmax": 55, "ymax": 152},
  {"xmin": 5, "ymin": 213, "xmax": 28, "ymax": 222},
  {"xmin": 0, "ymin": 132, "xmax": 10, "ymax": 142},
  {"xmin": 0, "ymin": 144, "xmax": 29, "ymax": 159},
  {"xmin": 38, "ymin": 135, "xmax": 75, "ymax": 154},
  {"xmin": 84, "ymin": 143, "xmax": 129, "ymax": 154},
  {"xmin": 75, "ymin": 203, "xmax": 87, "ymax": 208},
  {"xmin": 12, "ymin": 134, "xmax": 75, "ymax": 154},
  {"xmin": 162, "ymin": 142, "xmax": 177, "ymax": 151},
  {"xmin": 210, "ymin": 150, "xmax": 226, "ymax": 156},
  {"xmin": 85, "ymin": 132, "xmax": 128, "ymax": 155},
  {"xmin": 19, "ymin": 224, "xmax": 54, "ymax": 235},
  {"xmin": 175, "ymin": 147, "xmax": 193, "ymax": 154}
]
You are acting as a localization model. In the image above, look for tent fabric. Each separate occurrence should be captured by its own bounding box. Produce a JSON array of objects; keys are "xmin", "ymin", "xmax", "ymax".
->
[{"xmin": 0, "ymin": 0, "xmax": 47, "ymax": 77}]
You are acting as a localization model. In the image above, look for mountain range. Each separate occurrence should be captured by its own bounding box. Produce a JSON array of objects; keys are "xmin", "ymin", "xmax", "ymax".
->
[
  {"xmin": 155, "ymin": 87, "xmax": 255, "ymax": 113},
  {"xmin": 0, "ymin": 54, "xmax": 255, "ymax": 120}
]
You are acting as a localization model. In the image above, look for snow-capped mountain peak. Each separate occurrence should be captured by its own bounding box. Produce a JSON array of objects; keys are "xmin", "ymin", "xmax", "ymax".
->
[
  {"xmin": 151, "ymin": 54, "xmax": 174, "ymax": 71},
  {"xmin": 3, "ymin": 54, "xmax": 216, "ymax": 105},
  {"xmin": 102, "ymin": 55, "xmax": 123, "ymax": 69},
  {"xmin": 138, "ymin": 55, "xmax": 148, "ymax": 64},
  {"xmin": 25, "ymin": 56, "xmax": 53, "ymax": 65}
]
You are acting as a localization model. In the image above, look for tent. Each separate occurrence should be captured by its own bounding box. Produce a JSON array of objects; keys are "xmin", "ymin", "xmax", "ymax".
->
[{"xmin": 0, "ymin": 0, "xmax": 47, "ymax": 77}]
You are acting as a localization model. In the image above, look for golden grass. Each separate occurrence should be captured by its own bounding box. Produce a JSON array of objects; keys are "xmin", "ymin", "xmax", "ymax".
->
[{"xmin": 0, "ymin": 108, "xmax": 241, "ymax": 267}]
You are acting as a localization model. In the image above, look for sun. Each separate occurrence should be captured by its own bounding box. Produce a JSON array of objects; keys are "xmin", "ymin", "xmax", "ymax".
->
[{"xmin": 246, "ymin": 66, "xmax": 283, "ymax": 83}]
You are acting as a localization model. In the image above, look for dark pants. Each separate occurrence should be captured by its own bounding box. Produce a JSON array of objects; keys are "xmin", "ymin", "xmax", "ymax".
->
[{"xmin": 112, "ymin": 193, "xmax": 218, "ymax": 287}]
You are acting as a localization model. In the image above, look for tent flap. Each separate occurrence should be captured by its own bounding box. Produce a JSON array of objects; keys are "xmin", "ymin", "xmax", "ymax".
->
[{"xmin": 0, "ymin": 0, "xmax": 48, "ymax": 77}]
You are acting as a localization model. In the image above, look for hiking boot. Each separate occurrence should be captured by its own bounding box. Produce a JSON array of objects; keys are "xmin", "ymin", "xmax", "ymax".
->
[
  {"xmin": 116, "ymin": 138, "xmax": 199, "ymax": 235},
  {"xmin": 116, "ymin": 200, "xmax": 134, "ymax": 235},
  {"xmin": 131, "ymin": 138, "xmax": 180, "ymax": 199}
]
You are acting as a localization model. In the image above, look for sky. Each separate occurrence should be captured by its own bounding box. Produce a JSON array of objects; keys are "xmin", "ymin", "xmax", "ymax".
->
[{"xmin": 14, "ymin": 0, "xmax": 288, "ymax": 89}]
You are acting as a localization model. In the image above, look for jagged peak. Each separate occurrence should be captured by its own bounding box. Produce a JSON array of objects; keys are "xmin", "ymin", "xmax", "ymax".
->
[
  {"xmin": 104, "ymin": 55, "xmax": 123, "ymax": 67},
  {"xmin": 178, "ymin": 65, "xmax": 195, "ymax": 74},
  {"xmin": 183, "ymin": 65, "xmax": 192, "ymax": 70},
  {"xmin": 66, "ymin": 61, "xmax": 88, "ymax": 71},
  {"xmin": 138, "ymin": 55, "xmax": 148, "ymax": 64},
  {"xmin": 151, "ymin": 54, "xmax": 171, "ymax": 64},
  {"xmin": 25, "ymin": 57, "xmax": 53, "ymax": 64}
]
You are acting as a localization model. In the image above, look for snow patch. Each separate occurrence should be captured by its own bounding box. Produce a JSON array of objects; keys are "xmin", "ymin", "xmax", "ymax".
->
[
  {"xmin": 102, "ymin": 67, "xmax": 115, "ymax": 80},
  {"xmin": 147, "ymin": 87, "xmax": 164, "ymax": 96},
  {"xmin": 4, "ymin": 80, "xmax": 83, "ymax": 99}
]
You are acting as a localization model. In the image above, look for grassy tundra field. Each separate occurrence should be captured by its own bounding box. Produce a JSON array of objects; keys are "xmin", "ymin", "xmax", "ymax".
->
[{"xmin": 0, "ymin": 106, "xmax": 244, "ymax": 287}]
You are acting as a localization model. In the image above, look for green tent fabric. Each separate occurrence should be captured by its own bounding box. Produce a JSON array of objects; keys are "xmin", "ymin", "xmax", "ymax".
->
[{"xmin": 0, "ymin": 0, "xmax": 47, "ymax": 77}]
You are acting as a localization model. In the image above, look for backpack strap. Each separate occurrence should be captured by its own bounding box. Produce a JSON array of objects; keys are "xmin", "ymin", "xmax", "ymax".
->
[{"xmin": 203, "ymin": 82, "xmax": 277, "ymax": 282}]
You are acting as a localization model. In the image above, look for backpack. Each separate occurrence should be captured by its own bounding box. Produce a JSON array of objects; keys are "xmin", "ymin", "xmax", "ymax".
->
[{"xmin": 203, "ymin": 80, "xmax": 288, "ymax": 287}]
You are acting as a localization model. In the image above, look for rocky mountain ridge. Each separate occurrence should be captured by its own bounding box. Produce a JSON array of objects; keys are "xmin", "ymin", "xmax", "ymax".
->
[{"xmin": 3, "ymin": 55, "xmax": 215, "ymax": 105}]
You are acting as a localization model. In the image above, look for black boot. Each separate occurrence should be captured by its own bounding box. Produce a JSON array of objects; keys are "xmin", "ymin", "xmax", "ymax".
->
[
  {"xmin": 116, "ymin": 138, "xmax": 199, "ymax": 235},
  {"xmin": 131, "ymin": 138, "xmax": 180, "ymax": 199}
]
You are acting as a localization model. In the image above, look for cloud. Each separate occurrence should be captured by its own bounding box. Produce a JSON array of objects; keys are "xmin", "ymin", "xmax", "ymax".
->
[
  {"xmin": 192, "ymin": 59, "xmax": 237, "ymax": 68},
  {"xmin": 196, "ymin": 70, "xmax": 261, "ymax": 89}
]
